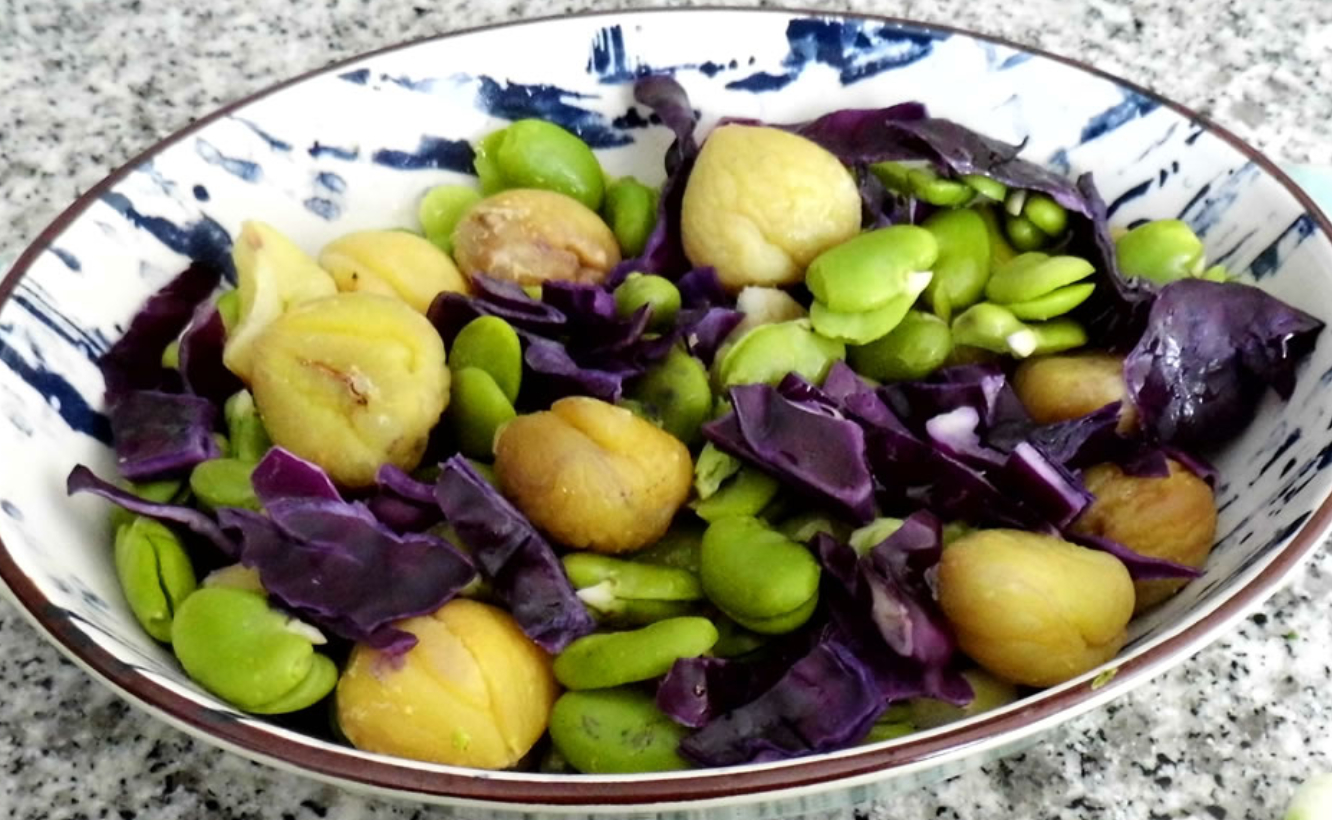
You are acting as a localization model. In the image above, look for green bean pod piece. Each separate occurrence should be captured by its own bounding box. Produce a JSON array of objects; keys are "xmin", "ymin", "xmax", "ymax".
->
[
  {"xmin": 805, "ymin": 226, "xmax": 939, "ymax": 312},
  {"xmin": 848, "ymin": 310, "xmax": 953, "ymax": 382},
  {"xmin": 552, "ymin": 616, "xmax": 719, "ymax": 690},
  {"xmin": 171, "ymin": 587, "xmax": 337, "ymax": 714},
  {"xmin": 549, "ymin": 688, "xmax": 692, "ymax": 773},
  {"xmin": 700, "ymin": 516, "xmax": 820, "ymax": 634},
  {"xmin": 115, "ymin": 516, "xmax": 198, "ymax": 642},
  {"xmin": 604, "ymin": 177, "xmax": 659, "ymax": 258},
  {"xmin": 923, "ymin": 208, "xmax": 992, "ymax": 322},
  {"xmin": 474, "ymin": 119, "xmax": 605, "ymax": 211}
]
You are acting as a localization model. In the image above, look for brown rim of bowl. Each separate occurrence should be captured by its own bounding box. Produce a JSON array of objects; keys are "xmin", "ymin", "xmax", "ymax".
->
[{"xmin": 2, "ymin": 5, "xmax": 1330, "ymax": 807}]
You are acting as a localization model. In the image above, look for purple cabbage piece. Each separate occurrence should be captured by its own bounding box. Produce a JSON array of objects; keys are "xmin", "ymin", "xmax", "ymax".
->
[
  {"xmin": 882, "ymin": 364, "xmax": 1007, "ymax": 433},
  {"xmin": 1027, "ymin": 402, "xmax": 1124, "ymax": 469},
  {"xmin": 220, "ymin": 502, "xmax": 475, "ymax": 653},
  {"xmin": 996, "ymin": 442, "xmax": 1093, "ymax": 530},
  {"xmin": 925, "ymin": 406, "xmax": 1007, "ymax": 469},
  {"xmin": 781, "ymin": 103, "xmax": 929, "ymax": 164},
  {"xmin": 66, "ymin": 465, "xmax": 236, "ymax": 556},
  {"xmin": 676, "ymin": 267, "xmax": 729, "ymax": 309},
  {"xmin": 1123, "ymin": 279, "xmax": 1324, "ymax": 448},
  {"xmin": 523, "ymin": 337, "xmax": 626, "ymax": 404},
  {"xmin": 366, "ymin": 464, "xmax": 442, "ymax": 534},
  {"xmin": 433, "ymin": 455, "xmax": 594, "ymax": 652},
  {"xmin": 177, "ymin": 303, "xmax": 242, "ymax": 406},
  {"xmin": 679, "ymin": 307, "xmax": 743, "ymax": 365},
  {"xmin": 99, "ymin": 260, "xmax": 224, "ymax": 401},
  {"xmin": 821, "ymin": 360, "xmax": 876, "ymax": 404},
  {"xmin": 702, "ymin": 383, "xmax": 875, "ymax": 522},
  {"xmin": 861, "ymin": 511, "xmax": 956, "ymax": 666},
  {"xmin": 375, "ymin": 464, "xmax": 436, "ymax": 505},
  {"xmin": 1119, "ymin": 446, "xmax": 1172, "ymax": 479},
  {"xmin": 657, "ymin": 657, "xmax": 746, "ymax": 729},
  {"xmin": 634, "ymin": 74, "xmax": 699, "ymax": 173},
  {"xmin": 677, "ymin": 639, "xmax": 885, "ymax": 767},
  {"xmin": 250, "ymin": 447, "xmax": 342, "ymax": 506},
  {"xmin": 540, "ymin": 280, "xmax": 618, "ymax": 326},
  {"xmin": 109, "ymin": 390, "xmax": 221, "ymax": 481},
  {"xmin": 1067, "ymin": 532, "xmax": 1203, "ymax": 581}
]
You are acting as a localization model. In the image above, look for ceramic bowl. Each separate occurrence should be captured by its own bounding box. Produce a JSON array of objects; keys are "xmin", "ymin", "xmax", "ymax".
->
[{"xmin": 2, "ymin": 8, "xmax": 1330, "ymax": 818}]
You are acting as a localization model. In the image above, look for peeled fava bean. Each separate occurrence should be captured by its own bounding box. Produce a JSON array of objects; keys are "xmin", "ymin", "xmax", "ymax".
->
[
  {"xmin": 848, "ymin": 310, "xmax": 953, "ymax": 382},
  {"xmin": 700, "ymin": 516, "xmax": 821, "ymax": 634},
  {"xmin": 1115, "ymin": 219, "xmax": 1205, "ymax": 284},
  {"xmin": 452, "ymin": 188, "xmax": 622, "ymax": 287},
  {"xmin": 222, "ymin": 221, "xmax": 337, "ymax": 382},
  {"xmin": 922, "ymin": 208, "xmax": 991, "ymax": 322},
  {"xmin": 1073, "ymin": 460, "xmax": 1218, "ymax": 612},
  {"xmin": 938, "ymin": 529, "xmax": 1135, "ymax": 687},
  {"xmin": 682, "ymin": 124, "xmax": 861, "ymax": 291},
  {"xmin": 447, "ymin": 367, "xmax": 517, "ymax": 460},
  {"xmin": 806, "ymin": 226, "xmax": 939, "ymax": 313},
  {"xmin": 172, "ymin": 587, "xmax": 337, "ymax": 714},
  {"xmin": 319, "ymin": 229, "xmax": 469, "ymax": 313},
  {"xmin": 449, "ymin": 315, "xmax": 523, "ymax": 404},
  {"xmin": 418, "ymin": 184, "xmax": 482, "ymax": 254},
  {"xmin": 494, "ymin": 397, "xmax": 693, "ymax": 554},
  {"xmin": 625, "ymin": 345, "xmax": 712, "ymax": 445},
  {"xmin": 1013, "ymin": 351, "xmax": 1136, "ymax": 432},
  {"xmin": 249, "ymin": 292, "xmax": 449, "ymax": 488},
  {"xmin": 115, "ymin": 516, "xmax": 197, "ymax": 642},
  {"xmin": 549, "ymin": 687, "xmax": 691, "ymax": 773},
  {"xmin": 474, "ymin": 119, "xmax": 605, "ymax": 211},
  {"xmin": 336, "ymin": 599, "xmax": 557, "ymax": 769},
  {"xmin": 553, "ymin": 616, "xmax": 719, "ymax": 689},
  {"xmin": 717, "ymin": 319, "xmax": 845, "ymax": 388}
]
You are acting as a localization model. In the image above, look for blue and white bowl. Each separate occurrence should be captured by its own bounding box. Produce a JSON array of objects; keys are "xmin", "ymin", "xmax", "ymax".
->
[{"xmin": 2, "ymin": 9, "xmax": 1330, "ymax": 817}]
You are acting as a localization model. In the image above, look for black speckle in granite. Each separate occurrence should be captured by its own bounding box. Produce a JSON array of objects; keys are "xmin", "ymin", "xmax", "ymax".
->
[
  {"xmin": 298, "ymin": 800, "xmax": 326, "ymax": 818},
  {"xmin": 1206, "ymin": 806, "xmax": 1228, "ymax": 819}
]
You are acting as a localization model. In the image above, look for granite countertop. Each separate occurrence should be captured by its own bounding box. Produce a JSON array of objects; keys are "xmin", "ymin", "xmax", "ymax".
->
[{"xmin": 2, "ymin": 1, "xmax": 1331, "ymax": 818}]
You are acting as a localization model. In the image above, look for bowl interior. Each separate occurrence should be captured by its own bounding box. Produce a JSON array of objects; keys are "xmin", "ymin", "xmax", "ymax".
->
[{"xmin": 2, "ymin": 8, "xmax": 1331, "ymax": 810}]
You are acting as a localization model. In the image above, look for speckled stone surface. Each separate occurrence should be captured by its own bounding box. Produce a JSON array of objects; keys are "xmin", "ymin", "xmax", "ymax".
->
[{"xmin": 2, "ymin": 1, "xmax": 1331, "ymax": 818}]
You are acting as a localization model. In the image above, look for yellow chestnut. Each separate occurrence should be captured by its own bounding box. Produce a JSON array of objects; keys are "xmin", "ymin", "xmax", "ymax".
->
[
  {"xmin": 336, "ymin": 599, "xmax": 557, "ymax": 769},
  {"xmin": 1013, "ymin": 351, "xmax": 1137, "ymax": 432},
  {"xmin": 681, "ymin": 124, "xmax": 860, "ymax": 292},
  {"xmin": 938, "ymin": 529, "xmax": 1135, "ymax": 687},
  {"xmin": 319, "ymin": 230, "xmax": 469, "ymax": 313},
  {"xmin": 494, "ymin": 397, "xmax": 692, "ymax": 554},
  {"xmin": 451, "ymin": 188, "xmax": 621, "ymax": 287},
  {"xmin": 1073, "ymin": 459, "xmax": 1217, "ymax": 612}
]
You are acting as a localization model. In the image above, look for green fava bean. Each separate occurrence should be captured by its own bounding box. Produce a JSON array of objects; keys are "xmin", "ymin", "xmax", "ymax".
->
[
  {"xmin": 1027, "ymin": 317, "xmax": 1088, "ymax": 355},
  {"xmin": 475, "ymin": 119, "xmax": 605, "ymax": 211},
  {"xmin": 564, "ymin": 552, "xmax": 702, "ymax": 603},
  {"xmin": 189, "ymin": 458, "xmax": 260, "ymax": 512},
  {"xmin": 961, "ymin": 174, "xmax": 1007, "ymax": 202},
  {"xmin": 1022, "ymin": 193, "xmax": 1069, "ymax": 237},
  {"xmin": 848, "ymin": 517, "xmax": 905, "ymax": 556},
  {"xmin": 922, "ymin": 208, "xmax": 991, "ymax": 322},
  {"xmin": 634, "ymin": 522, "xmax": 704, "ymax": 573},
  {"xmin": 549, "ymin": 688, "xmax": 691, "ymax": 773},
  {"xmin": 615, "ymin": 273, "xmax": 682, "ymax": 332},
  {"xmin": 449, "ymin": 316, "xmax": 523, "ymax": 404},
  {"xmin": 626, "ymin": 346, "xmax": 711, "ymax": 444},
  {"xmin": 1004, "ymin": 214, "xmax": 1048, "ymax": 252},
  {"xmin": 777, "ymin": 512, "xmax": 851, "ymax": 544},
  {"xmin": 1115, "ymin": 219, "xmax": 1206, "ymax": 284},
  {"xmin": 115, "ymin": 517, "xmax": 197, "ymax": 642},
  {"xmin": 907, "ymin": 668, "xmax": 1018, "ymax": 729},
  {"xmin": 986, "ymin": 253, "xmax": 1094, "ymax": 305},
  {"xmin": 224, "ymin": 390, "xmax": 271, "ymax": 464},
  {"xmin": 718, "ymin": 319, "xmax": 845, "ymax": 388},
  {"xmin": 694, "ymin": 442, "xmax": 742, "ymax": 500},
  {"xmin": 862, "ymin": 720, "xmax": 915, "ymax": 744},
  {"xmin": 1004, "ymin": 282, "xmax": 1096, "ymax": 321},
  {"xmin": 848, "ymin": 310, "xmax": 953, "ymax": 382},
  {"xmin": 711, "ymin": 616, "xmax": 769, "ymax": 658},
  {"xmin": 700, "ymin": 516, "xmax": 821, "ymax": 634},
  {"xmin": 216, "ymin": 289, "xmax": 240, "ymax": 334},
  {"xmin": 693, "ymin": 467, "xmax": 781, "ymax": 523},
  {"xmin": 906, "ymin": 167, "xmax": 974, "ymax": 207},
  {"xmin": 109, "ymin": 479, "xmax": 184, "ymax": 532},
  {"xmin": 419, "ymin": 184, "xmax": 482, "ymax": 254},
  {"xmin": 553, "ymin": 616, "xmax": 719, "ymax": 690},
  {"xmin": 975, "ymin": 205, "xmax": 1018, "ymax": 272},
  {"xmin": 952, "ymin": 303, "xmax": 1039, "ymax": 358},
  {"xmin": 172, "ymin": 587, "xmax": 337, "ymax": 714},
  {"xmin": 809, "ymin": 269, "xmax": 932, "ymax": 345},
  {"xmin": 161, "ymin": 340, "xmax": 180, "ymax": 370},
  {"xmin": 806, "ymin": 226, "xmax": 939, "ymax": 312},
  {"xmin": 448, "ymin": 367, "xmax": 517, "ymax": 459},
  {"xmin": 604, "ymin": 177, "xmax": 659, "ymax": 257}
]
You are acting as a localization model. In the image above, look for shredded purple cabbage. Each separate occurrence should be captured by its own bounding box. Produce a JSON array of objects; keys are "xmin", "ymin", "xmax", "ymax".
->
[
  {"xmin": 66, "ymin": 465, "xmax": 236, "ymax": 556},
  {"xmin": 108, "ymin": 390, "xmax": 221, "ymax": 481},
  {"xmin": 177, "ymin": 303, "xmax": 242, "ymax": 406},
  {"xmin": 251, "ymin": 447, "xmax": 342, "ymax": 506},
  {"xmin": 1067, "ymin": 532, "xmax": 1203, "ymax": 581}
]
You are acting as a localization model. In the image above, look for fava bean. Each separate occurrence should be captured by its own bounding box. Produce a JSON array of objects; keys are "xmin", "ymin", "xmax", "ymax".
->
[
  {"xmin": 848, "ymin": 516, "xmax": 905, "ymax": 556},
  {"xmin": 189, "ymin": 458, "xmax": 261, "ymax": 512},
  {"xmin": 717, "ymin": 319, "xmax": 845, "ymax": 388},
  {"xmin": 448, "ymin": 367, "xmax": 517, "ymax": 459},
  {"xmin": 1021, "ymin": 193, "xmax": 1068, "ymax": 237},
  {"xmin": 951, "ymin": 303, "xmax": 1038, "ymax": 358},
  {"xmin": 694, "ymin": 442, "xmax": 742, "ymax": 500},
  {"xmin": 906, "ymin": 167, "xmax": 975, "ymax": 206},
  {"xmin": 777, "ymin": 512, "xmax": 850, "ymax": 544},
  {"xmin": 1004, "ymin": 282, "xmax": 1096, "ymax": 321},
  {"xmin": 1027, "ymin": 317, "xmax": 1088, "ymax": 355},
  {"xmin": 549, "ymin": 688, "xmax": 691, "ymax": 773},
  {"xmin": 115, "ymin": 516, "xmax": 197, "ymax": 642},
  {"xmin": 552, "ymin": 616, "xmax": 719, "ymax": 690},
  {"xmin": 161, "ymin": 340, "xmax": 180, "ymax": 370},
  {"xmin": 474, "ymin": 119, "xmax": 605, "ymax": 211},
  {"xmin": 848, "ymin": 310, "xmax": 953, "ymax": 382},
  {"xmin": 172, "ymin": 587, "xmax": 337, "ymax": 714},
  {"xmin": 604, "ymin": 177, "xmax": 659, "ymax": 257},
  {"xmin": 201, "ymin": 564, "xmax": 266, "ymax": 594},
  {"xmin": 216, "ymin": 289, "xmax": 240, "ymax": 334},
  {"xmin": 634, "ymin": 522, "xmax": 703, "ymax": 573},
  {"xmin": 861, "ymin": 721, "xmax": 915, "ymax": 744},
  {"xmin": 985, "ymin": 253, "xmax": 1094, "ymax": 305},
  {"xmin": 449, "ymin": 316, "xmax": 523, "ymax": 403},
  {"xmin": 615, "ymin": 273, "xmax": 681, "ymax": 332},
  {"xmin": 975, "ymin": 205, "xmax": 1018, "ymax": 272},
  {"xmin": 906, "ymin": 668, "xmax": 1019, "ymax": 729},
  {"xmin": 961, "ymin": 174, "xmax": 1007, "ymax": 202},
  {"xmin": 711, "ymin": 616, "xmax": 769, "ymax": 658},
  {"xmin": 806, "ymin": 226, "xmax": 939, "ymax": 312},
  {"xmin": 418, "ymin": 184, "xmax": 482, "ymax": 254},
  {"xmin": 1004, "ymin": 214, "xmax": 1048, "ymax": 251},
  {"xmin": 809, "ymin": 270, "xmax": 932, "ymax": 345},
  {"xmin": 563, "ymin": 553, "xmax": 703, "ymax": 623},
  {"xmin": 1201, "ymin": 264, "xmax": 1230, "ymax": 282},
  {"xmin": 1115, "ymin": 219, "xmax": 1205, "ymax": 284},
  {"xmin": 700, "ymin": 516, "xmax": 820, "ymax": 634},
  {"xmin": 922, "ymin": 208, "xmax": 991, "ymax": 322},
  {"xmin": 224, "ymin": 390, "xmax": 272, "ymax": 464},
  {"xmin": 693, "ymin": 467, "xmax": 781, "ymax": 523}
]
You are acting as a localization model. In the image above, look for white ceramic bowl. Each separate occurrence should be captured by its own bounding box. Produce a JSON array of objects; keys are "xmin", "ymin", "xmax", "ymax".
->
[{"xmin": 2, "ymin": 9, "xmax": 1331, "ymax": 818}]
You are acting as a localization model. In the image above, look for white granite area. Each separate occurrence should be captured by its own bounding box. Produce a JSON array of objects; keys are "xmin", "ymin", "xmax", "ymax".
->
[{"xmin": 1, "ymin": 0, "xmax": 1331, "ymax": 818}]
